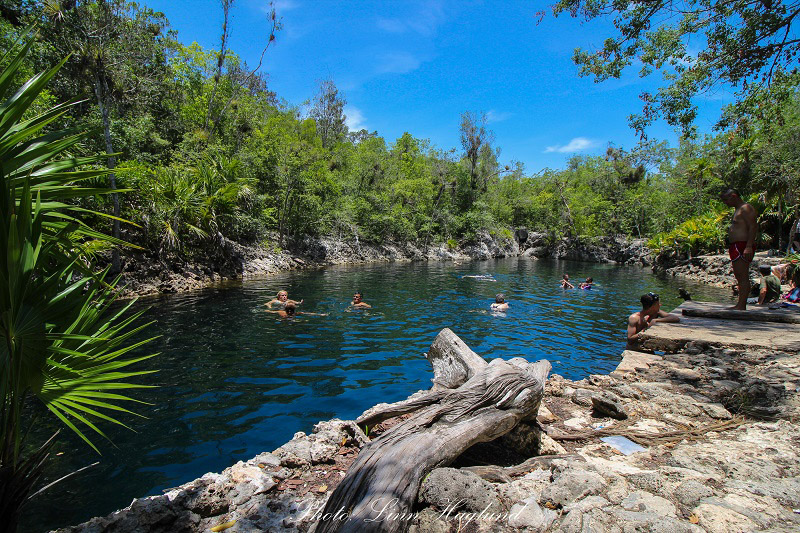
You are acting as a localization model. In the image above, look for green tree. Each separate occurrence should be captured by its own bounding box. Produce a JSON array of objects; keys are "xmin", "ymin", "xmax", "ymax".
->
[
  {"xmin": 550, "ymin": 0, "xmax": 800, "ymax": 136},
  {"xmin": 310, "ymin": 79, "xmax": 347, "ymax": 150},
  {"xmin": 42, "ymin": 0, "xmax": 175, "ymax": 270}
]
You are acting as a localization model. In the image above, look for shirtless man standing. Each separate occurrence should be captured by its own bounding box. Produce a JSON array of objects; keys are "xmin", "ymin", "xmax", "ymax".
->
[{"xmin": 720, "ymin": 188, "xmax": 757, "ymax": 310}]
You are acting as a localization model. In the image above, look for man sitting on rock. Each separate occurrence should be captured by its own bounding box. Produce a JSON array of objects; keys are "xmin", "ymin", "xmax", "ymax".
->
[
  {"xmin": 627, "ymin": 292, "xmax": 680, "ymax": 349},
  {"xmin": 757, "ymin": 264, "xmax": 782, "ymax": 305}
]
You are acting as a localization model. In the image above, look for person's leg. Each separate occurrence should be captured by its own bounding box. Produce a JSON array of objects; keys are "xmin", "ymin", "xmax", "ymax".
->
[{"xmin": 731, "ymin": 259, "xmax": 750, "ymax": 310}]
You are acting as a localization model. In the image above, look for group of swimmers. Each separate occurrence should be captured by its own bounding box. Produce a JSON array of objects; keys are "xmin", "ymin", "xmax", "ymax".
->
[
  {"xmin": 488, "ymin": 272, "xmax": 597, "ymax": 314},
  {"xmin": 265, "ymin": 290, "xmax": 371, "ymax": 318},
  {"xmin": 560, "ymin": 273, "xmax": 593, "ymax": 290}
]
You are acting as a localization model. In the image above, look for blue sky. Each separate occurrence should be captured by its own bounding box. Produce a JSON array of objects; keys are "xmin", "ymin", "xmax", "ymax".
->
[{"xmin": 142, "ymin": 0, "xmax": 733, "ymax": 173}]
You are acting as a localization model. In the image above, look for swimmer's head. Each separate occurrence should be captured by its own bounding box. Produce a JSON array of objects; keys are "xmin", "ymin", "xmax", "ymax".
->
[
  {"xmin": 585, "ymin": 277, "xmax": 593, "ymax": 283},
  {"xmin": 562, "ymin": 274, "xmax": 569, "ymax": 280},
  {"xmin": 284, "ymin": 302, "xmax": 296, "ymax": 315},
  {"xmin": 495, "ymin": 293, "xmax": 505, "ymax": 303},
  {"xmin": 353, "ymin": 292, "xmax": 363, "ymax": 303},
  {"xmin": 641, "ymin": 292, "xmax": 660, "ymax": 311},
  {"xmin": 277, "ymin": 290, "xmax": 288, "ymax": 301},
  {"xmin": 759, "ymin": 264, "xmax": 772, "ymax": 276}
]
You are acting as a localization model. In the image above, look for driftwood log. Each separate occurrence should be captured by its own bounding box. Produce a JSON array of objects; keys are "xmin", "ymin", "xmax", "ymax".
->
[
  {"xmin": 313, "ymin": 328, "xmax": 551, "ymax": 533},
  {"xmin": 682, "ymin": 306, "xmax": 800, "ymax": 324}
]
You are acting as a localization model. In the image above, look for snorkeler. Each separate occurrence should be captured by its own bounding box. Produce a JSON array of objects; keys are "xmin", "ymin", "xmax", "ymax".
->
[
  {"xmin": 266, "ymin": 290, "xmax": 303, "ymax": 309},
  {"xmin": 351, "ymin": 291, "xmax": 372, "ymax": 309},
  {"xmin": 560, "ymin": 274, "xmax": 574, "ymax": 289},
  {"xmin": 490, "ymin": 293, "xmax": 510, "ymax": 311}
]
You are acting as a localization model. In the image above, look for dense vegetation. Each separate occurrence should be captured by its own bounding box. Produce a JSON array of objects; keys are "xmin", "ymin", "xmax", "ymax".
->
[{"xmin": 1, "ymin": 1, "xmax": 798, "ymax": 267}]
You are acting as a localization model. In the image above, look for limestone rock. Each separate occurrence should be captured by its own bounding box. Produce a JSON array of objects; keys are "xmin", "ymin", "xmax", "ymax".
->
[
  {"xmin": 572, "ymin": 388, "xmax": 594, "ymax": 407},
  {"xmin": 674, "ymin": 480, "xmax": 714, "ymax": 507},
  {"xmin": 693, "ymin": 502, "xmax": 757, "ymax": 532},
  {"xmin": 620, "ymin": 490, "xmax": 676, "ymax": 517},
  {"xmin": 591, "ymin": 392, "xmax": 628, "ymax": 420},
  {"xmin": 508, "ymin": 496, "xmax": 558, "ymax": 530},
  {"xmin": 540, "ymin": 469, "xmax": 606, "ymax": 506},
  {"xmin": 418, "ymin": 468, "xmax": 501, "ymax": 514},
  {"xmin": 538, "ymin": 431, "xmax": 568, "ymax": 455}
]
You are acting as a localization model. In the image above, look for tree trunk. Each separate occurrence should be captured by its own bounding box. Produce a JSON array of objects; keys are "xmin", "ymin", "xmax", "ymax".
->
[
  {"xmin": 93, "ymin": 70, "xmax": 120, "ymax": 273},
  {"xmin": 314, "ymin": 329, "xmax": 551, "ymax": 533}
]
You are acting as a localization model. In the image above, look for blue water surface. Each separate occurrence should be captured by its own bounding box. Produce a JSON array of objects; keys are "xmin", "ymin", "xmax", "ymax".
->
[{"xmin": 25, "ymin": 258, "xmax": 728, "ymax": 532}]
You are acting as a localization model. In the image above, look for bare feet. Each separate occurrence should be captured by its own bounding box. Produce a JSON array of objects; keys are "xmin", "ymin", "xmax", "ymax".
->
[{"xmin": 728, "ymin": 305, "xmax": 747, "ymax": 311}]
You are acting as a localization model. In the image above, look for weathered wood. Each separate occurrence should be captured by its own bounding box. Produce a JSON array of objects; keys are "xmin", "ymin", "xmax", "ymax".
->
[
  {"xmin": 425, "ymin": 327, "xmax": 488, "ymax": 390},
  {"xmin": 313, "ymin": 330, "xmax": 551, "ymax": 533},
  {"xmin": 356, "ymin": 328, "xmax": 489, "ymax": 428},
  {"xmin": 682, "ymin": 306, "xmax": 800, "ymax": 324},
  {"xmin": 461, "ymin": 454, "xmax": 582, "ymax": 483}
]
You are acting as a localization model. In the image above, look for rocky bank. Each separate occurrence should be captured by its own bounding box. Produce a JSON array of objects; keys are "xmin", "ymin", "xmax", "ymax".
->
[
  {"xmin": 114, "ymin": 232, "xmax": 652, "ymax": 297},
  {"xmin": 54, "ymin": 333, "xmax": 800, "ymax": 533},
  {"xmin": 654, "ymin": 251, "xmax": 790, "ymax": 291}
]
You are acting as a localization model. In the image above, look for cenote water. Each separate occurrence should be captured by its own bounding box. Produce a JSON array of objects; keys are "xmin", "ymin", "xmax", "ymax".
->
[{"xmin": 25, "ymin": 258, "xmax": 729, "ymax": 532}]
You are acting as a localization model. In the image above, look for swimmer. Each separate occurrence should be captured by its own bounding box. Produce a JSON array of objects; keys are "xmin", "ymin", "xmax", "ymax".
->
[
  {"xmin": 490, "ymin": 293, "xmax": 510, "ymax": 311},
  {"xmin": 579, "ymin": 277, "xmax": 593, "ymax": 289},
  {"xmin": 351, "ymin": 291, "xmax": 372, "ymax": 309},
  {"xmin": 266, "ymin": 290, "xmax": 303, "ymax": 309},
  {"xmin": 461, "ymin": 274, "xmax": 497, "ymax": 282},
  {"xmin": 560, "ymin": 274, "xmax": 574, "ymax": 289},
  {"xmin": 626, "ymin": 292, "xmax": 680, "ymax": 348},
  {"xmin": 266, "ymin": 302, "xmax": 326, "ymax": 318}
]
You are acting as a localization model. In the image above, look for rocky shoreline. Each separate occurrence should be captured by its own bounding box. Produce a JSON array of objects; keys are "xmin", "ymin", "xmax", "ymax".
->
[
  {"xmin": 654, "ymin": 252, "xmax": 789, "ymax": 290},
  {"xmin": 113, "ymin": 232, "xmax": 652, "ymax": 297},
  {"xmin": 54, "ymin": 331, "xmax": 800, "ymax": 533}
]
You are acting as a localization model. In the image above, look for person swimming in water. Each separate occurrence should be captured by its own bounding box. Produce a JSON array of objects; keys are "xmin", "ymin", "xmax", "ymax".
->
[
  {"xmin": 490, "ymin": 293, "xmax": 510, "ymax": 311},
  {"xmin": 266, "ymin": 290, "xmax": 303, "ymax": 309},
  {"xmin": 266, "ymin": 302, "xmax": 326, "ymax": 318},
  {"xmin": 560, "ymin": 274, "xmax": 574, "ymax": 289},
  {"xmin": 626, "ymin": 292, "xmax": 680, "ymax": 348},
  {"xmin": 461, "ymin": 274, "xmax": 497, "ymax": 282},
  {"xmin": 579, "ymin": 277, "xmax": 593, "ymax": 289},
  {"xmin": 351, "ymin": 291, "xmax": 372, "ymax": 309}
]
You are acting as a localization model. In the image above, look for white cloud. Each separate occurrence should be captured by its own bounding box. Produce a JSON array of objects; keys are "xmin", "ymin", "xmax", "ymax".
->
[
  {"xmin": 486, "ymin": 110, "xmax": 512, "ymax": 124},
  {"xmin": 375, "ymin": 2, "xmax": 445, "ymax": 37},
  {"xmin": 544, "ymin": 137, "xmax": 599, "ymax": 153},
  {"xmin": 271, "ymin": 0, "xmax": 300, "ymax": 12},
  {"xmin": 345, "ymin": 106, "xmax": 366, "ymax": 131},
  {"xmin": 377, "ymin": 52, "xmax": 422, "ymax": 74}
]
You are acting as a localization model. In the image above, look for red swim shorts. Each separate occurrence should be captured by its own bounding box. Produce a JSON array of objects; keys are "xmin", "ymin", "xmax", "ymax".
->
[{"xmin": 729, "ymin": 241, "xmax": 748, "ymax": 262}]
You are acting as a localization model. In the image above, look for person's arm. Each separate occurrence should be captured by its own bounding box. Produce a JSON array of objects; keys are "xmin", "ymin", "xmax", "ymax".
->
[
  {"xmin": 288, "ymin": 299, "xmax": 303, "ymax": 306},
  {"xmin": 653, "ymin": 310, "xmax": 680, "ymax": 324},
  {"xmin": 758, "ymin": 280, "xmax": 767, "ymax": 304},
  {"xmin": 626, "ymin": 315, "xmax": 641, "ymax": 341},
  {"xmin": 743, "ymin": 204, "xmax": 758, "ymax": 262}
]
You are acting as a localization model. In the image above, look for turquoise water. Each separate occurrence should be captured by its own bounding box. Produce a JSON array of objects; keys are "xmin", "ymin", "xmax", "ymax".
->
[{"xmin": 25, "ymin": 258, "xmax": 728, "ymax": 532}]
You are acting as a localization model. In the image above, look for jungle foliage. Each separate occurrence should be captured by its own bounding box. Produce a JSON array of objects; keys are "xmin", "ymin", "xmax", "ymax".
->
[{"xmin": 1, "ymin": 0, "xmax": 798, "ymax": 267}]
